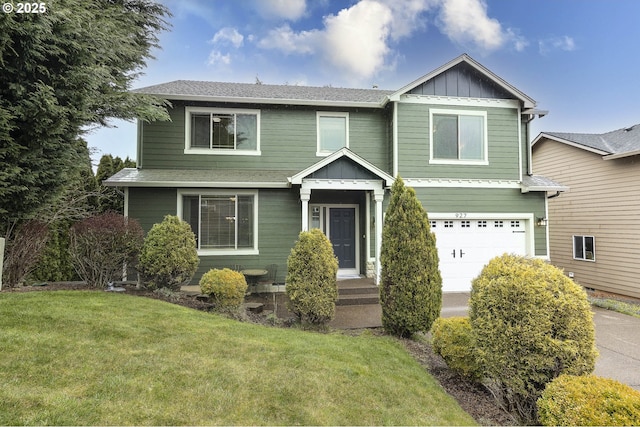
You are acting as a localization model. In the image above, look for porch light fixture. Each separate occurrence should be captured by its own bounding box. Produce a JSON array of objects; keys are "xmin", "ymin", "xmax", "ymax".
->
[{"xmin": 536, "ymin": 217, "xmax": 548, "ymax": 227}]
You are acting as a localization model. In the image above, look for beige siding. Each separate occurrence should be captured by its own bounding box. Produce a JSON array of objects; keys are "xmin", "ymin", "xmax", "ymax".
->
[{"xmin": 533, "ymin": 140, "xmax": 640, "ymax": 298}]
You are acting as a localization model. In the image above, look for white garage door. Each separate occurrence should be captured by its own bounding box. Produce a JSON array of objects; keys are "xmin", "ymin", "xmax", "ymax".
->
[{"xmin": 430, "ymin": 218, "xmax": 528, "ymax": 292}]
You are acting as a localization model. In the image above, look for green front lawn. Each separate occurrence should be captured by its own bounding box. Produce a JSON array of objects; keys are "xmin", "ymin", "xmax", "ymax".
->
[{"xmin": 0, "ymin": 291, "xmax": 476, "ymax": 426}]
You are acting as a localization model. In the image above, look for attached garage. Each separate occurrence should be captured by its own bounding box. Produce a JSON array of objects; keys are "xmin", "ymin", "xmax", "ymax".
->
[{"xmin": 430, "ymin": 215, "xmax": 533, "ymax": 292}]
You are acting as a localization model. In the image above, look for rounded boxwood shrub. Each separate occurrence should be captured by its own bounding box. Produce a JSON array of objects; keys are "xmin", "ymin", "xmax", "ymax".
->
[
  {"xmin": 286, "ymin": 229, "xmax": 339, "ymax": 326},
  {"xmin": 380, "ymin": 177, "xmax": 442, "ymax": 338},
  {"xmin": 200, "ymin": 268, "xmax": 247, "ymax": 310},
  {"xmin": 538, "ymin": 374, "xmax": 640, "ymax": 426},
  {"xmin": 138, "ymin": 215, "xmax": 199, "ymax": 291},
  {"xmin": 469, "ymin": 254, "xmax": 598, "ymax": 423},
  {"xmin": 431, "ymin": 317, "xmax": 483, "ymax": 382}
]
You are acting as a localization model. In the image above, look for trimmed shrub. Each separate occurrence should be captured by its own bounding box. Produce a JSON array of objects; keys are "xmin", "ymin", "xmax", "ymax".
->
[
  {"xmin": 138, "ymin": 215, "xmax": 199, "ymax": 291},
  {"xmin": 200, "ymin": 268, "xmax": 247, "ymax": 311},
  {"xmin": 431, "ymin": 317, "xmax": 483, "ymax": 382},
  {"xmin": 469, "ymin": 254, "xmax": 598, "ymax": 423},
  {"xmin": 538, "ymin": 374, "xmax": 640, "ymax": 426},
  {"xmin": 380, "ymin": 176, "xmax": 442, "ymax": 338},
  {"xmin": 286, "ymin": 229, "xmax": 339, "ymax": 326},
  {"xmin": 69, "ymin": 213, "xmax": 144, "ymax": 287}
]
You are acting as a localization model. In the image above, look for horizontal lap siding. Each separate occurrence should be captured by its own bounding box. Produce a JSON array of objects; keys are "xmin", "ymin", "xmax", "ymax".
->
[
  {"xmin": 193, "ymin": 189, "xmax": 301, "ymax": 284},
  {"xmin": 141, "ymin": 103, "xmax": 391, "ymax": 173},
  {"xmin": 397, "ymin": 103, "xmax": 520, "ymax": 180},
  {"xmin": 411, "ymin": 187, "xmax": 547, "ymax": 256},
  {"xmin": 533, "ymin": 141, "xmax": 640, "ymax": 298},
  {"xmin": 128, "ymin": 188, "xmax": 177, "ymax": 232}
]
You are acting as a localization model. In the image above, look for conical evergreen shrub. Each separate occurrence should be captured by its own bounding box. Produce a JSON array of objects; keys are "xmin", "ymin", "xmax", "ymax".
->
[{"xmin": 380, "ymin": 177, "xmax": 442, "ymax": 337}]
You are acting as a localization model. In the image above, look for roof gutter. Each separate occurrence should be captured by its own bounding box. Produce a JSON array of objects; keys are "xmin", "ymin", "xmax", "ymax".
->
[
  {"xmin": 137, "ymin": 93, "xmax": 384, "ymax": 109},
  {"xmin": 603, "ymin": 149, "xmax": 640, "ymax": 160}
]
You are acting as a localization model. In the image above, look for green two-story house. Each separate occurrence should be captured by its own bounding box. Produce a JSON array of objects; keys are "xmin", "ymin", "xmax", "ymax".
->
[{"xmin": 106, "ymin": 54, "xmax": 564, "ymax": 292}]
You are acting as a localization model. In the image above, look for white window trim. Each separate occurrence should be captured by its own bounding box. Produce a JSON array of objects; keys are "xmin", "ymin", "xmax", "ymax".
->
[
  {"xmin": 316, "ymin": 111, "xmax": 349, "ymax": 156},
  {"xmin": 177, "ymin": 189, "xmax": 259, "ymax": 256},
  {"xmin": 184, "ymin": 106, "xmax": 261, "ymax": 156},
  {"xmin": 429, "ymin": 109, "xmax": 488, "ymax": 165},
  {"xmin": 573, "ymin": 235, "xmax": 595, "ymax": 262}
]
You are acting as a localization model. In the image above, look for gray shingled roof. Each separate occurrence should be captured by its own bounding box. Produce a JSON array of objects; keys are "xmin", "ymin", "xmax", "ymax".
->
[
  {"xmin": 543, "ymin": 124, "xmax": 640, "ymax": 156},
  {"xmin": 133, "ymin": 80, "xmax": 393, "ymax": 106},
  {"xmin": 521, "ymin": 174, "xmax": 569, "ymax": 192},
  {"xmin": 104, "ymin": 168, "xmax": 297, "ymax": 188}
]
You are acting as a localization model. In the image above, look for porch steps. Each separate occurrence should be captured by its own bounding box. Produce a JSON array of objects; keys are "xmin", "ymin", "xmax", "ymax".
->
[{"xmin": 337, "ymin": 278, "xmax": 379, "ymax": 306}]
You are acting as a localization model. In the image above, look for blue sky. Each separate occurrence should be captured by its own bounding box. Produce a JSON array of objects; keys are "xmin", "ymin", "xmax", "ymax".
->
[{"xmin": 86, "ymin": 0, "xmax": 640, "ymax": 166}]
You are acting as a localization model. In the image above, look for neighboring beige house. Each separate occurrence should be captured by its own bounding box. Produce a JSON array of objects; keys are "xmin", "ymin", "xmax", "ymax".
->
[{"xmin": 532, "ymin": 124, "xmax": 640, "ymax": 299}]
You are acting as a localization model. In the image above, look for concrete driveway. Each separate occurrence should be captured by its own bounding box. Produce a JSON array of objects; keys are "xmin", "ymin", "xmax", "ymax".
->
[{"xmin": 440, "ymin": 292, "xmax": 640, "ymax": 391}]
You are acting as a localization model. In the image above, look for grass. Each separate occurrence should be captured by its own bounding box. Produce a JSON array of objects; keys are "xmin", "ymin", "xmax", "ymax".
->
[
  {"xmin": 588, "ymin": 295, "xmax": 640, "ymax": 319},
  {"xmin": 0, "ymin": 291, "xmax": 476, "ymax": 426}
]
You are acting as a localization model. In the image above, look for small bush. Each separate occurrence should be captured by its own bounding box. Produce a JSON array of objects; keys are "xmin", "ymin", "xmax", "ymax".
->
[
  {"xmin": 431, "ymin": 317, "xmax": 483, "ymax": 382},
  {"xmin": 138, "ymin": 215, "xmax": 199, "ymax": 291},
  {"xmin": 538, "ymin": 374, "xmax": 640, "ymax": 426},
  {"xmin": 380, "ymin": 177, "xmax": 442, "ymax": 338},
  {"xmin": 69, "ymin": 213, "xmax": 143, "ymax": 287},
  {"xmin": 286, "ymin": 229, "xmax": 339, "ymax": 326},
  {"xmin": 200, "ymin": 268, "xmax": 247, "ymax": 311},
  {"xmin": 2, "ymin": 220, "xmax": 50, "ymax": 287},
  {"xmin": 470, "ymin": 254, "xmax": 598, "ymax": 423}
]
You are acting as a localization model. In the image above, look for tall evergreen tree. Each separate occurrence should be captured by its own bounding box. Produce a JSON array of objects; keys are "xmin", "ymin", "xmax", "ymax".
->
[
  {"xmin": 95, "ymin": 154, "xmax": 136, "ymax": 213},
  {"xmin": 0, "ymin": 0, "xmax": 170, "ymax": 233},
  {"xmin": 380, "ymin": 177, "xmax": 442, "ymax": 337}
]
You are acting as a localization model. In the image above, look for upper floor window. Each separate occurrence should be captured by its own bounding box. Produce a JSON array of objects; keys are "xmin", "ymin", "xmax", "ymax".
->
[
  {"xmin": 430, "ymin": 109, "xmax": 487, "ymax": 165},
  {"xmin": 317, "ymin": 112, "xmax": 349, "ymax": 156},
  {"xmin": 573, "ymin": 235, "xmax": 595, "ymax": 261},
  {"xmin": 185, "ymin": 107, "xmax": 260, "ymax": 155}
]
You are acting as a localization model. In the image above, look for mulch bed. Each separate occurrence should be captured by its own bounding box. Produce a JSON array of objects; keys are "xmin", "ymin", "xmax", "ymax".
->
[{"xmin": 3, "ymin": 281, "xmax": 515, "ymax": 425}]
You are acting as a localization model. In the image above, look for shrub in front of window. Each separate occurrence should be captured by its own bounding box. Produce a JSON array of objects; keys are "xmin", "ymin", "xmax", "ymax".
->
[
  {"xmin": 380, "ymin": 176, "xmax": 442, "ymax": 338},
  {"xmin": 69, "ymin": 213, "xmax": 144, "ymax": 288},
  {"xmin": 537, "ymin": 374, "xmax": 640, "ymax": 426},
  {"xmin": 469, "ymin": 254, "xmax": 598, "ymax": 424},
  {"xmin": 199, "ymin": 268, "xmax": 247, "ymax": 311},
  {"xmin": 139, "ymin": 215, "xmax": 199, "ymax": 291},
  {"xmin": 286, "ymin": 229, "xmax": 339, "ymax": 327},
  {"xmin": 431, "ymin": 317, "xmax": 484, "ymax": 382}
]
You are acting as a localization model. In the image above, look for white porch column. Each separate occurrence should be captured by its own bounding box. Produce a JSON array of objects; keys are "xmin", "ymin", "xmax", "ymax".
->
[
  {"xmin": 300, "ymin": 187, "xmax": 311, "ymax": 231},
  {"xmin": 374, "ymin": 188, "xmax": 384, "ymax": 285}
]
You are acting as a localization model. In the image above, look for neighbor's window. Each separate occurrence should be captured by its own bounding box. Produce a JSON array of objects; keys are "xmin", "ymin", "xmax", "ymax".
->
[
  {"xmin": 317, "ymin": 112, "xmax": 348, "ymax": 155},
  {"xmin": 573, "ymin": 235, "xmax": 595, "ymax": 261},
  {"xmin": 186, "ymin": 107, "xmax": 259, "ymax": 153},
  {"xmin": 182, "ymin": 193, "xmax": 257, "ymax": 253},
  {"xmin": 431, "ymin": 110, "xmax": 487, "ymax": 163}
]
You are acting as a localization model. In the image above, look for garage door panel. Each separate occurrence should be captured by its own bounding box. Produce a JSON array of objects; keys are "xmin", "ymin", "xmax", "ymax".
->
[{"xmin": 432, "ymin": 218, "xmax": 527, "ymax": 292}]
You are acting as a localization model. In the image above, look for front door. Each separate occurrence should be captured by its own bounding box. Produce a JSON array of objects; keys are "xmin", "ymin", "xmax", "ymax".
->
[{"xmin": 329, "ymin": 208, "xmax": 356, "ymax": 269}]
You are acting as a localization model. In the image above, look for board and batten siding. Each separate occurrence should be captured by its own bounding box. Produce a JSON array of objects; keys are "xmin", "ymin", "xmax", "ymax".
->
[
  {"xmin": 412, "ymin": 187, "xmax": 548, "ymax": 256},
  {"xmin": 533, "ymin": 140, "xmax": 640, "ymax": 299},
  {"xmin": 396, "ymin": 103, "xmax": 521, "ymax": 180},
  {"xmin": 140, "ymin": 102, "xmax": 390, "ymax": 173}
]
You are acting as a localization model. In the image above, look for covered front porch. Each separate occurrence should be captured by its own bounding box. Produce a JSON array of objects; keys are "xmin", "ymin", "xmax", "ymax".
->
[{"xmin": 288, "ymin": 148, "xmax": 394, "ymax": 284}]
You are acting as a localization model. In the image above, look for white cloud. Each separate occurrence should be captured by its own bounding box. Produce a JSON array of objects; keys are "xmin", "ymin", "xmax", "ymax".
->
[
  {"xmin": 207, "ymin": 50, "xmax": 231, "ymax": 66},
  {"xmin": 258, "ymin": 0, "xmax": 433, "ymax": 81},
  {"xmin": 323, "ymin": 1, "xmax": 393, "ymax": 79},
  {"xmin": 539, "ymin": 35, "xmax": 576, "ymax": 55},
  {"xmin": 258, "ymin": 24, "xmax": 320, "ymax": 54},
  {"xmin": 255, "ymin": 0, "xmax": 307, "ymax": 21},
  {"xmin": 436, "ymin": 0, "xmax": 505, "ymax": 51},
  {"xmin": 211, "ymin": 27, "xmax": 244, "ymax": 48}
]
